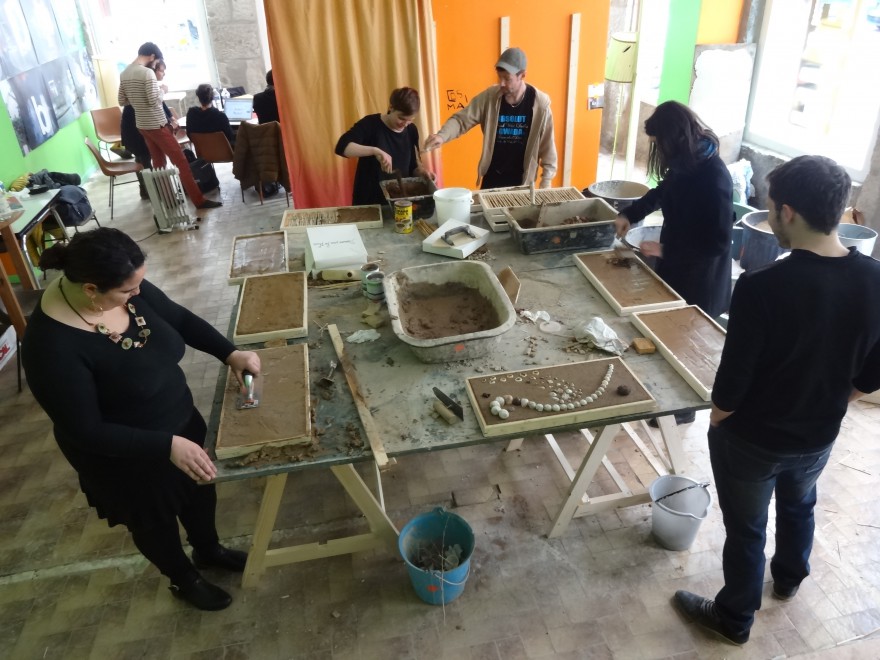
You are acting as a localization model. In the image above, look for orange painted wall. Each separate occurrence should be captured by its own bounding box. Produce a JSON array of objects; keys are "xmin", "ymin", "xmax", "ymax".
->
[
  {"xmin": 431, "ymin": 0, "xmax": 608, "ymax": 190},
  {"xmin": 696, "ymin": 0, "xmax": 744, "ymax": 45}
]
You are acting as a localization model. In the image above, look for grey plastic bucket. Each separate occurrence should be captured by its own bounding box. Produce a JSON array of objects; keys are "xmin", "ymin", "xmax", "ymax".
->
[
  {"xmin": 740, "ymin": 210, "xmax": 789, "ymax": 271},
  {"xmin": 838, "ymin": 224, "xmax": 878, "ymax": 256},
  {"xmin": 649, "ymin": 475, "xmax": 711, "ymax": 551}
]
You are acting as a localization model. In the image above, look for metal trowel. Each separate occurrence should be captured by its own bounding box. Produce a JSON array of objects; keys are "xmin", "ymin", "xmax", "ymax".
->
[{"xmin": 236, "ymin": 371, "xmax": 261, "ymax": 409}]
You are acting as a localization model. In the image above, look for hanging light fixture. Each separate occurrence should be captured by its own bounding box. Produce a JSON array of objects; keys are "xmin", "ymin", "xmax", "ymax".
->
[{"xmin": 605, "ymin": 32, "xmax": 638, "ymax": 180}]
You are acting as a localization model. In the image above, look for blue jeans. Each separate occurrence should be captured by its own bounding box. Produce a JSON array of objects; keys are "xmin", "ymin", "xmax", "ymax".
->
[{"xmin": 708, "ymin": 424, "xmax": 833, "ymax": 636}]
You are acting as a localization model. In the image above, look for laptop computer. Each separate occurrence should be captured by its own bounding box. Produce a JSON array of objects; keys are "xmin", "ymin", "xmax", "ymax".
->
[{"xmin": 223, "ymin": 97, "xmax": 253, "ymax": 122}]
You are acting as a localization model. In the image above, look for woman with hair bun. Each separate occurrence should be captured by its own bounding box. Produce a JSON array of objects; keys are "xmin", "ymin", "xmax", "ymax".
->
[
  {"xmin": 335, "ymin": 86, "xmax": 435, "ymax": 205},
  {"xmin": 22, "ymin": 228, "xmax": 260, "ymax": 611}
]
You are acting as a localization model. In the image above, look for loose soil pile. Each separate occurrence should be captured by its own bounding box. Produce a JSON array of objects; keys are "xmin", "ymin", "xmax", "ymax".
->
[{"xmin": 397, "ymin": 281, "xmax": 499, "ymax": 339}]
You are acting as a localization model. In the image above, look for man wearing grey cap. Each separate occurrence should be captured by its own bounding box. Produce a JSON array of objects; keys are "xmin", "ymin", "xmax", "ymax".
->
[{"xmin": 424, "ymin": 47, "xmax": 557, "ymax": 189}]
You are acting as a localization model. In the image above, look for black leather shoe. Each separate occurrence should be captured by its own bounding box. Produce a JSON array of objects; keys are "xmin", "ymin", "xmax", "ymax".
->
[
  {"xmin": 196, "ymin": 200, "xmax": 222, "ymax": 209},
  {"xmin": 169, "ymin": 574, "xmax": 232, "ymax": 611},
  {"xmin": 772, "ymin": 582, "xmax": 799, "ymax": 601},
  {"xmin": 192, "ymin": 546, "xmax": 248, "ymax": 572},
  {"xmin": 649, "ymin": 411, "xmax": 697, "ymax": 428},
  {"xmin": 673, "ymin": 590, "xmax": 749, "ymax": 646}
]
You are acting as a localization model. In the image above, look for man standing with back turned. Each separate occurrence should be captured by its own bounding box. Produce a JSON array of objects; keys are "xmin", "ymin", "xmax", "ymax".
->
[
  {"xmin": 674, "ymin": 155, "xmax": 880, "ymax": 645},
  {"xmin": 423, "ymin": 47, "xmax": 557, "ymax": 189},
  {"xmin": 118, "ymin": 42, "xmax": 221, "ymax": 212}
]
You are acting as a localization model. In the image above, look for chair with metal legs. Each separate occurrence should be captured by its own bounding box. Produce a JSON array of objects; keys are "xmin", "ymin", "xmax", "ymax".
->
[{"xmin": 84, "ymin": 138, "xmax": 143, "ymax": 219}]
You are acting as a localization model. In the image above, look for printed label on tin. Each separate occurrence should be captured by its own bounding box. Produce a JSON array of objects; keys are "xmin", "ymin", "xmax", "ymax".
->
[{"xmin": 394, "ymin": 201, "xmax": 413, "ymax": 234}]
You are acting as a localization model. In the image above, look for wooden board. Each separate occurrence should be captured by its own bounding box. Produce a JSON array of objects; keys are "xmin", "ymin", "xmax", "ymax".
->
[
  {"xmin": 228, "ymin": 231, "xmax": 289, "ymax": 285},
  {"xmin": 280, "ymin": 205, "xmax": 383, "ymax": 233},
  {"xmin": 215, "ymin": 344, "xmax": 311, "ymax": 459},
  {"xmin": 465, "ymin": 357, "xmax": 655, "ymax": 438},
  {"xmin": 477, "ymin": 186, "xmax": 586, "ymax": 232},
  {"xmin": 631, "ymin": 306, "xmax": 726, "ymax": 401},
  {"xmin": 574, "ymin": 251, "xmax": 686, "ymax": 315},
  {"xmin": 233, "ymin": 271, "xmax": 308, "ymax": 345}
]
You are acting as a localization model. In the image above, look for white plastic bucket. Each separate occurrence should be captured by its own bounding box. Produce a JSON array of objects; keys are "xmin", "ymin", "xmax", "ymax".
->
[
  {"xmin": 649, "ymin": 475, "xmax": 711, "ymax": 551},
  {"xmin": 838, "ymin": 224, "xmax": 878, "ymax": 256},
  {"xmin": 433, "ymin": 187, "xmax": 473, "ymax": 223}
]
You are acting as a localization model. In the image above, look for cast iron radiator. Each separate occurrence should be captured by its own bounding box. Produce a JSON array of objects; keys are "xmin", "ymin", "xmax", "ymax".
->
[{"xmin": 142, "ymin": 168, "xmax": 195, "ymax": 233}]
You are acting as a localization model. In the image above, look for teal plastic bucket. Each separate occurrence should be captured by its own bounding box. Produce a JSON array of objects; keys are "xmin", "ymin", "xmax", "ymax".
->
[{"xmin": 398, "ymin": 507, "xmax": 474, "ymax": 605}]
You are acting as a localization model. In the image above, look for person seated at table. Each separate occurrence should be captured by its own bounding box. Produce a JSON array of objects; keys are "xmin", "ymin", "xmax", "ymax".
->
[
  {"xmin": 186, "ymin": 84, "xmax": 236, "ymax": 146},
  {"xmin": 335, "ymin": 87, "xmax": 435, "ymax": 206},
  {"xmin": 21, "ymin": 228, "xmax": 260, "ymax": 611},
  {"xmin": 252, "ymin": 69, "xmax": 279, "ymax": 124}
]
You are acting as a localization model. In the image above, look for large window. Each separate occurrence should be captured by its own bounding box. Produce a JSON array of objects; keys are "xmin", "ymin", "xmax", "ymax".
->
[
  {"xmin": 746, "ymin": 0, "xmax": 880, "ymax": 180},
  {"xmin": 79, "ymin": 0, "xmax": 216, "ymax": 92}
]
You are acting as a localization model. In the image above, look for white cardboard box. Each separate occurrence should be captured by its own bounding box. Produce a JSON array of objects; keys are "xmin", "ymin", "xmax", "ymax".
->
[
  {"xmin": 304, "ymin": 224, "xmax": 368, "ymax": 277},
  {"xmin": 0, "ymin": 325, "xmax": 17, "ymax": 373},
  {"xmin": 421, "ymin": 220, "xmax": 489, "ymax": 259}
]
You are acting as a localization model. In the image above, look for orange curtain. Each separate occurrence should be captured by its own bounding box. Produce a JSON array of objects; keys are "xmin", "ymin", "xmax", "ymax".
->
[{"xmin": 264, "ymin": 0, "xmax": 440, "ymax": 209}]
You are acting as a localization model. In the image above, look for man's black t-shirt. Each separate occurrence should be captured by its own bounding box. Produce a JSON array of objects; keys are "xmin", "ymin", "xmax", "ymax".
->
[{"xmin": 481, "ymin": 85, "xmax": 535, "ymax": 189}]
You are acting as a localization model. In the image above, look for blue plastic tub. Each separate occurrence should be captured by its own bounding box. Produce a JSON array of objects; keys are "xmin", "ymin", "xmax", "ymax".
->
[{"xmin": 398, "ymin": 507, "xmax": 474, "ymax": 605}]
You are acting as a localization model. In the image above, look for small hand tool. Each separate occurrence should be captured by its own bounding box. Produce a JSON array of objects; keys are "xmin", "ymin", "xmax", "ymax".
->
[
  {"xmin": 236, "ymin": 371, "xmax": 260, "ymax": 409},
  {"xmin": 433, "ymin": 387, "xmax": 464, "ymax": 420},
  {"xmin": 441, "ymin": 225, "xmax": 476, "ymax": 246},
  {"xmin": 318, "ymin": 360, "xmax": 337, "ymax": 388}
]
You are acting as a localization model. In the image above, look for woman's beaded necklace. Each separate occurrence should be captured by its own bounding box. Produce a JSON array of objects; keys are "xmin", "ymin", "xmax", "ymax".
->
[{"xmin": 59, "ymin": 278, "xmax": 151, "ymax": 350}]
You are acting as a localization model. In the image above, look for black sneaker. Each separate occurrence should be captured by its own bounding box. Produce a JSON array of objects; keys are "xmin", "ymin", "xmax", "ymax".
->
[
  {"xmin": 649, "ymin": 411, "xmax": 697, "ymax": 428},
  {"xmin": 196, "ymin": 200, "xmax": 222, "ymax": 210},
  {"xmin": 673, "ymin": 590, "xmax": 749, "ymax": 646},
  {"xmin": 772, "ymin": 583, "xmax": 799, "ymax": 601}
]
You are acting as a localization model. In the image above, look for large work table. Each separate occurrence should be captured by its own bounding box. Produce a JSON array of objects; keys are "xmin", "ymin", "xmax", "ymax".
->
[{"xmin": 208, "ymin": 213, "xmax": 711, "ymax": 588}]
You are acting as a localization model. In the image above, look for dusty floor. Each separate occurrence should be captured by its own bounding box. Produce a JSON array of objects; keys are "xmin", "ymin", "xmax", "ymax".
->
[{"xmin": 1, "ymin": 160, "xmax": 879, "ymax": 659}]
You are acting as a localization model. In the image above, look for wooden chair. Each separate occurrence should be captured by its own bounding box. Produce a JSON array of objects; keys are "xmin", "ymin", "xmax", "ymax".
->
[
  {"xmin": 189, "ymin": 131, "xmax": 234, "ymax": 164},
  {"xmin": 0, "ymin": 257, "xmax": 43, "ymax": 391},
  {"xmin": 90, "ymin": 107, "xmax": 123, "ymax": 159},
  {"xmin": 84, "ymin": 138, "xmax": 143, "ymax": 219}
]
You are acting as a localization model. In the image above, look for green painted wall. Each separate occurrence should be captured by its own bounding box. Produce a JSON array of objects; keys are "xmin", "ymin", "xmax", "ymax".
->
[
  {"xmin": 657, "ymin": 0, "xmax": 701, "ymax": 104},
  {"xmin": 0, "ymin": 100, "xmax": 98, "ymax": 188}
]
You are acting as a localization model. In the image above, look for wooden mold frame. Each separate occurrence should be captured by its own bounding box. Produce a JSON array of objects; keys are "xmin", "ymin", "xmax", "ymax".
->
[
  {"xmin": 631, "ymin": 305, "xmax": 726, "ymax": 401},
  {"xmin": 465, "ymin": 357, "xmax": 655, "ymax": 438},
  {"xmin": 233, "ymin": 271, "xmax": 308, "ymax": 345},
  {"xmin": 280, "ymin": 204, "xmax": 383, "ymax": 233},
  {"xmin": 477, "ymin": 186, "xmax": 586, "ymax": 232},
  {"xmin": 228, "ymin": 231, "xmax": 289, "ymax": 286},
  {"xmin": 574, "ymin": 250, "xmax": 686, "ymax": 315},
  {"xmin": 215, "ymin": 343, "xmax": 311, "ymax": 459}
]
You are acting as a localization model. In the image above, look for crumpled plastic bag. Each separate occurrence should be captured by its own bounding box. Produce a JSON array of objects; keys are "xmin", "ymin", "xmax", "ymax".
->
[
  {"xmin": 575, "ymin": 317, "xmax": 627, "ymax": 356},
  {"xmin": 519, "ymin": 309, "xmax": 551, "ymax": 323},
  {"xmin": 346, "ymin": 329, "xmax": 380, "ymax": 343}
]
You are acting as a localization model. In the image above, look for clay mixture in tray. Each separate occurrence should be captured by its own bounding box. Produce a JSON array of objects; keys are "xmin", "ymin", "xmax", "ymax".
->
[
  {"xmin": 517, "ymin": 214, "xmax": 602, "ymax": 229},
  {"xmin": 396, "ymin": 282, "xmax": 500, "ymax": 339},
  {"xmin": 385, "ymin": 180, "xmax": 432, "ymax": 198}
]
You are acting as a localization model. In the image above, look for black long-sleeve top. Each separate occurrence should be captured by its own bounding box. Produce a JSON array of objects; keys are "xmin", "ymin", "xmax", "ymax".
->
[
  {"xmin": 713, "ymin": 248, "xmax": 880, "ymax": 450},
  {"xmin": 335, "ymin": 114, "xmax": 420, "ymax": 206},
  {"xmin": 622, "ymin": 154, "xmax": 734, "ymax": 317},
  {"xmin": 22, "ymin": 279, "xmax": 235, "ymax": 480},
  {"xmin": 185, "ymin": 106, "xmax": 236, "ymax": 146}
]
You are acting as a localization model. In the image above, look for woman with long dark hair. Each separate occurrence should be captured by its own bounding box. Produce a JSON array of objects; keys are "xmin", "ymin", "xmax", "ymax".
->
[
  {"xmin": 22, "ymin": 228, "xmax": 259, "ymax": 610},
  {"xmin": 615, "ymin": 101, "xmax": 734, "ymax": 320}
]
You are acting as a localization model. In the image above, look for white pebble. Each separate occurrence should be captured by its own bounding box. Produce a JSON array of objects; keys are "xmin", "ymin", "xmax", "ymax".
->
[
  {"xmin": 565, "ymin": 388, "xmax": 573, "ymax": 395},
  {"xmin": 535, "ymin": 404, "xmax": 544, "ymax": 412},
  {"xmin": 498, "ymin": 409, "xmax": 510, "ymax": 419},
  {"xmin": 598, "ymin": 387, "xmax": 605, "ymax": 394},
  {"xmin": 586, "ymin": 396, "xmax": 594, "ymax": 403},
  {"xmin": 495, "ymin": 397, "xmax": 505, "ymax": 405},
  {"xmin": 490, "ymin": 406, "xmax": 500, "ymax": 416},
  {"xmin": 504, "ymin": 395, "xmax": 514, "ymax": 405},
  {"xmin": 551, "ymin": 404, "xmax": 560, "ymax": 412},
  {"xmin": 521, "ymin": 398, "xmax": 529, "ymax": 407},
  {"xmin": 528, "ymin": 401, "xmax": 537, "ymax": 409}
]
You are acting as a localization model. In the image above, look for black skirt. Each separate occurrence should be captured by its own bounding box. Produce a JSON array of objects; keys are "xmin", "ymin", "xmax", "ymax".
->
[{"xmin": 79, "ymin": 408, "xmax": 213, "ymax": 529}]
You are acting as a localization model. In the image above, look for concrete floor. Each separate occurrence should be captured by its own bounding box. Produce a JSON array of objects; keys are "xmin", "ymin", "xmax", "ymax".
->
[{"xmin": 1, "ymin": 161, "xmax": 879, "ymax": 659}]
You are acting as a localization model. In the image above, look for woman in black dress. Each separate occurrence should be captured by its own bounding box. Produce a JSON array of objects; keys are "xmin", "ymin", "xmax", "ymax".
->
[
  {"xmin": 615, "ymin": 101, "xmax": 734, "ymax": 424},
  {"xmin": 22, "ymin": 228, "xmax": 260, "ymax": 610}
]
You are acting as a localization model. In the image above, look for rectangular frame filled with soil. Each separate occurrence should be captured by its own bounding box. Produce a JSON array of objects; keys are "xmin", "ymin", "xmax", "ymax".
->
[
  {"xmin": 465, "ymin": 357, "xmax": 655, "ymax": 438},
  {"xmin": 228, "ymin": 231, "xmax": 289, "ymax": 285},
  {"xmin": 233, "ymin": 271, "xmax": 308, "ymax": 345},
  {"xmin": 215, "ymin": 343, "xmax": 311, "ymax": 459},
  {"xmin": 574, "ymin": 250, "xmax": 686, "ymax": 315},
  {"xmin": 631, "ymin": 305, "xmax": 726, "ymax": 401},
  {"xmin": 280, "ymin": 205, "xmax": 384, "ymax": 233}
]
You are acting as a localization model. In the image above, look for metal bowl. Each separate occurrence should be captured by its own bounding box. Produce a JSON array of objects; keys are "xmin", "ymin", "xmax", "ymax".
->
[
  {"xmin": 586, "ymin": 180, "xmax": 650, "ymax": 211},
  {"xmin": 622, "ymin": 224, "xmax": 662, "ymax": 252}
]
